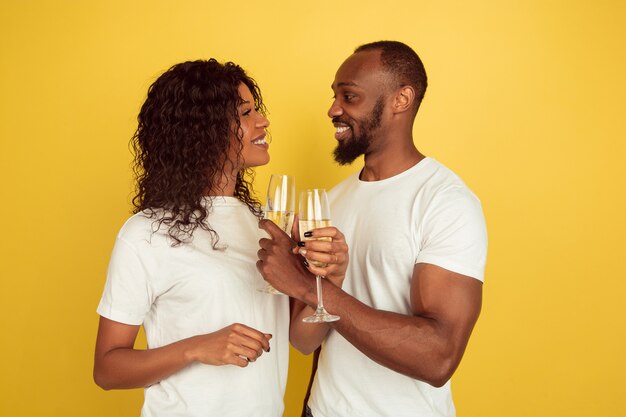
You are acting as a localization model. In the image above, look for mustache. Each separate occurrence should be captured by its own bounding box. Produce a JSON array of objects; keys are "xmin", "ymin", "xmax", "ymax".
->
[{"xmin": 332, "ymin": 117, "xmax": 351, "ymax": 125}]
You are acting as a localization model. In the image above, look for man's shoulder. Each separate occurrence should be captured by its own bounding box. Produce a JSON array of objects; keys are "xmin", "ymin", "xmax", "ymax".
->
[{"xmin": 418, "ymin": 158, "xmax": 479, "ymax": 199}]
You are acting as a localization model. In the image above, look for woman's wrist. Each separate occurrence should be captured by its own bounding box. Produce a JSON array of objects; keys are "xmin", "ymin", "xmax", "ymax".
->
[{"xmin": 182, "ymin": 336, "xmax": 200, "ymax": 364}]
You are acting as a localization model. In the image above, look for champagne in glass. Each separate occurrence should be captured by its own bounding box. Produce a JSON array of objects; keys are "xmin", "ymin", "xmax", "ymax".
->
[
  {"xmin": 299, "ymin": 189, "xmax": 340, "ymax": 323},
  {"xmin": 260, "ymin": 174, "xmax": 295, "ymax": 294},
  {"xmin": 264, "ymin": 211, "xmax": 294, "ymax": 234}
]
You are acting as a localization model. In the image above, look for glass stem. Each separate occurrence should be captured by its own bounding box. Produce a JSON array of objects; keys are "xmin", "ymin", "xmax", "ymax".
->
[{"xmin": 316, "ymin": 275, "xmax": 325, "ymax": 313}]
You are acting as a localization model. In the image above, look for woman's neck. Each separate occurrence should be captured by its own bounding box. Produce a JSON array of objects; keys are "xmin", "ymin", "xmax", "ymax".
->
[{"xmin": 206, "ymin": 172, "xmax": 237, "ymax": 197}]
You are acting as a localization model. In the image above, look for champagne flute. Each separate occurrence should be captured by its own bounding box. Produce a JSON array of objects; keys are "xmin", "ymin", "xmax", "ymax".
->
[
  {"xmin": 260, "ymin": 174, "xmax": 295, "ymax": 294},
  {"xmin": 299, "ymin": 189, "xmax": 340, "ymax": 323}
]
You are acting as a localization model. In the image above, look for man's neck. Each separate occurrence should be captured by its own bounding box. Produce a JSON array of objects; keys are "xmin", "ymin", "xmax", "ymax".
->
[{"xmin": 360, "ymin": 141, "xmax": 424, "ymax": 182}]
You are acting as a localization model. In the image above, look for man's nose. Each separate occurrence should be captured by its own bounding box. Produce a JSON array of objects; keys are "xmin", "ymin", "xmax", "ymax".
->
[{"xmin": 328, "ymin": 100, "xmax": 343, "ymax": 118}]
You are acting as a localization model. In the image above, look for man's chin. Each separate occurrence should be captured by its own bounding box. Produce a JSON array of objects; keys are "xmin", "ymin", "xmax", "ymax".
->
[{"xmin": 333, "ymin": 145, "xmax": 362, "ymax": 166}]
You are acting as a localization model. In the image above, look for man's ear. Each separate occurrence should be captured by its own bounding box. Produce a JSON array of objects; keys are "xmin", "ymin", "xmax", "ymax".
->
[{"xmin": 392, "ymin": 86, "xmax": 416, "ymax": 114}]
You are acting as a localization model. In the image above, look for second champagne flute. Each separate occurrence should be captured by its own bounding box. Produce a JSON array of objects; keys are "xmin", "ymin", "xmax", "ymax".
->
[
  {"xmin": 260, "ymin": 174, "xmax": 295, "ymax": 294},
  {"xmin": 299, "ymin": 189, "xmax": 340, "ymax": 323}
]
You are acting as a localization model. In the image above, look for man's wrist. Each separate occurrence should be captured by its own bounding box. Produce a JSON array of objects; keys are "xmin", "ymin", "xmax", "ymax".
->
[{"xmin": 297, "ymin": 274, "xmax": 318, "ymax": 308}]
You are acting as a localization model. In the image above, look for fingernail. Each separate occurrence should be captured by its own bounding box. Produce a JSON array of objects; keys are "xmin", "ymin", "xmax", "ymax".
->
[
  {"xmin": 303, "ymin": 259, "xmax": 309, "ymax": 267},
  {"xmin": 268, "ymin": 347, "xmax": 271, "ymax": 352},
  {"xmin": 297, "ymin": 241, "xmax": 306, "ymax": 247},
  {"xmin": 304, "ymin": 231, "xmax": 313, "ymax": 237}
]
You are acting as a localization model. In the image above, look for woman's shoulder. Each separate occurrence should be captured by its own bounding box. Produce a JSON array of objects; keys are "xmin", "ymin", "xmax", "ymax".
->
[{"xmin": 116, "ymin": 211, "xmax": 163, "ymax": 243}]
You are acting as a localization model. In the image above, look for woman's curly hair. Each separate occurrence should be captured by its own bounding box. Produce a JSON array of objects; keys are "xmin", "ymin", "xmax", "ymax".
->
[{"xmin": 130, "ymin": 59, "xmax": 266, "ymax": 247}]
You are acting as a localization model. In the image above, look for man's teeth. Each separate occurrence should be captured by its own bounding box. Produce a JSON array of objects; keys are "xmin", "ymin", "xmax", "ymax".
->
[
  {"xmin": 336, "ymin": 126, "xmax": 350, "ymax": 133},
  {"xmin": 252, "ymin": 138, "xmax": 267, "ymax": 145}
]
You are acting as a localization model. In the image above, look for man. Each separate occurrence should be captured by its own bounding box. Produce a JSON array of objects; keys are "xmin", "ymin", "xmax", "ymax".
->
[{"xmin": 257, "ymin": 41, "xmax": 487, "ymax": 417}]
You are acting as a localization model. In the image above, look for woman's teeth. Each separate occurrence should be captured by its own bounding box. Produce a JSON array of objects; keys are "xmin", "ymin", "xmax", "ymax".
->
[{"xmin": 252, "ymin": 137, "xmax": 267, "ymax": 145}]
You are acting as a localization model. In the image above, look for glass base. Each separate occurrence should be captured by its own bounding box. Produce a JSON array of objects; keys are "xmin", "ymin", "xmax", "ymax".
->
[
  {"xmin": 302, "ymin": 308, "xmax": 340, "ymax": 323},
  {"xmin": 258, "ymin": 283, "xmax": 283, "ymax": 295}
]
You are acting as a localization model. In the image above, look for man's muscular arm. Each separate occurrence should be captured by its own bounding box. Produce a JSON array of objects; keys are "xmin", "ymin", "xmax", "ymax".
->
[
  {"xmin": 310, "ymin": 263, "xmax": 482, "ymax": 387},
  {"xmin": 257, "ymin": 219, "xmax": 482, "ymax": 386}
]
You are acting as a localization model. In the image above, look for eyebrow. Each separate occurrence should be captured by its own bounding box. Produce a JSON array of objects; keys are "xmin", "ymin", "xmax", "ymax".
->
[{"xmin": 332, "ymin": 81, "xmax": 358, "ymax": 89}]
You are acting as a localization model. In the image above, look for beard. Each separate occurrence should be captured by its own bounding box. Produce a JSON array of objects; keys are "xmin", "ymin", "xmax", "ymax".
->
[{"xmin": 332, "ymin": 97, "xmax": 384, "ymax": 165}]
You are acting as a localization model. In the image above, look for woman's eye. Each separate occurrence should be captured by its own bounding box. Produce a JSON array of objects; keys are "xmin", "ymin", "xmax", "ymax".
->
[{"xmin": 242, "ymin": 109, "xmax": 252, "ymax": 116}]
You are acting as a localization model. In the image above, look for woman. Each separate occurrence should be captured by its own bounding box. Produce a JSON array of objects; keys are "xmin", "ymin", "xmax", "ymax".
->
[{"xmin": 94, "ymin": 59, "xmax": 289, "ymax": 417}]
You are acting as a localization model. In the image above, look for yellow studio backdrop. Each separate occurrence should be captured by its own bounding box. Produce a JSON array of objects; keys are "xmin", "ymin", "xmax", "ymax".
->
[{"xmin": 1, "ymin": 1, "xmax": 625, "ymax": 416}]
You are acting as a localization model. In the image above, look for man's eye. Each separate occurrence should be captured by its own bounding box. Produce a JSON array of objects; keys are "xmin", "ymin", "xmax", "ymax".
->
[{"xmin": 344, "ymin": 94, "xmax": 355, "ymax": 101}]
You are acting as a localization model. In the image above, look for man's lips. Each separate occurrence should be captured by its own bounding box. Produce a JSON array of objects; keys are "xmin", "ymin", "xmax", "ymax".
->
[{"xmin": 334, "ymin": 124, "xmax": 351, "ymax": 140}]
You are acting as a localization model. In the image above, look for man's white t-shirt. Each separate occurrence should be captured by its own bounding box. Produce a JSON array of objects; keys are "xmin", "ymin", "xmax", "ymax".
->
[
  {"xmin": 309, "ymin": 158, "xmax": 488, "ymax": 417},
  {"xmin": 97, "ymin": 197, "xmax": 289, "ymax": 417}
]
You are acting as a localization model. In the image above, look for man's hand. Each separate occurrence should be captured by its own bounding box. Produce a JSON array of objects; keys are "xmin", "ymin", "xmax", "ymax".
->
[{"xmin": 257, "ymin": 219, "xmax": 315, "ymax": 299}]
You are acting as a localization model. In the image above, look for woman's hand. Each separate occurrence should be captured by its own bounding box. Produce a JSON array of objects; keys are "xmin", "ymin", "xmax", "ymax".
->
[
  {"xmin": 94, "ymin": 318, "xmax": 272, "ymax": 390},
  {"xmin": 293, "ymin": 226, "xmax": 349, "ymax": 288},
  {"xmin": 188, "ymin": 323, "xmax": 272, "ymax": 368}
]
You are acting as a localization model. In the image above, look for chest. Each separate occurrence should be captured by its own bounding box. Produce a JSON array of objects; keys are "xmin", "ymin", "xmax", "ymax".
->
[
  {"xmin": 146, "ymin": 223, "xmax": 265, "ymax": 306},
  {"xmin": 332, "ymin": 189, "xmax": 425, "ymax": 266},
  {"xmin": 331, "ymin": 190, "xmax": 424, "ymax": 310}
]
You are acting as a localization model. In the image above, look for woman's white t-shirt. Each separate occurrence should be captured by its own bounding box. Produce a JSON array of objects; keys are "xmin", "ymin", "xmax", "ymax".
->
[{"xmin": 97, "ymin": 197, "xmax": 289, "ymax": 417}]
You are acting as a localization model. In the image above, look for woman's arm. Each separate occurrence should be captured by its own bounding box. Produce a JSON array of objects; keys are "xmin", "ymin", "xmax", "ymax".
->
[{"xmin": 93, "ymin": 317, "xmax": 271, "ymax": 390}]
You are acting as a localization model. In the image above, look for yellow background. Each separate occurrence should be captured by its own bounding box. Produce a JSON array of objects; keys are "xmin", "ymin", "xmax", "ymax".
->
[{"xmin": 1, "ymin": 1, "xmax": 625, "ymax": 416}]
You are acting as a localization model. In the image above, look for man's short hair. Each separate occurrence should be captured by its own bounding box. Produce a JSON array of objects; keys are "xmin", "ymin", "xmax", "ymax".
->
[{"xmin": 355, "ymin": 41, "xmax": 428, "ymax": 111}]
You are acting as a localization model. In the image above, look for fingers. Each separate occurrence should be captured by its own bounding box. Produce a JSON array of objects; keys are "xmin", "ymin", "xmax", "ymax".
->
[
  {"xmin": 259, "ymin": 218, "xmax": 288, "ymax": 240},
  {"xmin": 302, "ymin": 226, "xmax": 346, "ymax": 242},
  {"xmin": 224, "ymin": 324, "xmax": 272, "ymax": 367},
  {"xmin": 295, "ymin": 238, "xmax": 348, "ymax": 269},
  {"xmin": 297, "ymin": 226, "xmax": 348, "ymax": 256},
  {"xmin": 258, "ymin": 222, "xmax": 296, "ymax": 258},
  {"xmin": 232, "ymin": 323, "xmax": 271, "ymax": 353},
  {"xmin": 298, "ymin": 248, "xmax": 340, "ymax": 267},
  {"xmin": 258, "ymin": 237, "xmax": 272, "ymax": 252},
  {"xmin": 299, "ymin": 239, "xmax": 348, "ymax": 255},
  {"xmin": 292, "ymin": 227, "xmax": 349, "ymax": 284}
]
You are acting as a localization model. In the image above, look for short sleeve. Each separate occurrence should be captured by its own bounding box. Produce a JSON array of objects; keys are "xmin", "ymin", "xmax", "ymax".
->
[
  {"xmin": 415, "ymin": 187, "xmax": 488, "ymax": 281},
  {"xmin": 96, "ymin": 236, "xmax": 153, "ymax": 325}
]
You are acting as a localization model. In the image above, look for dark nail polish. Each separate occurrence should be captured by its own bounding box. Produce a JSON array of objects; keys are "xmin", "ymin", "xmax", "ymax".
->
[
  {"xmin": 298, "ymin": 241, "xmax": 306, "ymax": 247},
  {"xmin": 304, "ymin": 260, "xmax": 309, "ymax": 267},
  {"xmin": 304, "ymin": 231, "xmax": 313, "ymax": 237},
  {"xmin": 268, "ymin": 347, "xmax": 271, "ymax": 353}
]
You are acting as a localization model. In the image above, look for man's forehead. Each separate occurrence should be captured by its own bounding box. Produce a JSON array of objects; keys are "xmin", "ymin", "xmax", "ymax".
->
[{"xmin": 332, "ymin": 50, "xmax": 385, "ymax": 89}]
